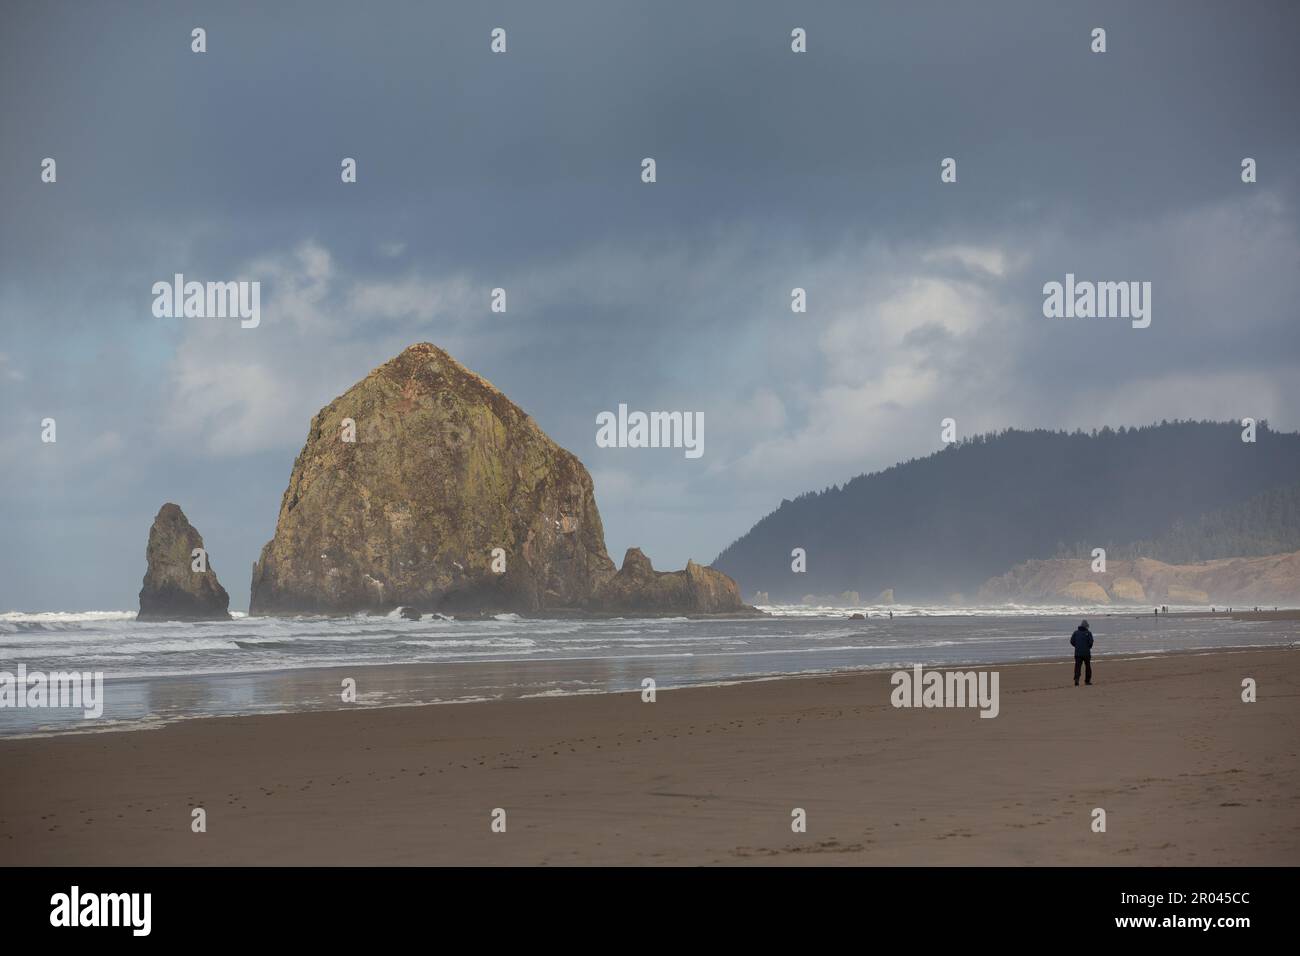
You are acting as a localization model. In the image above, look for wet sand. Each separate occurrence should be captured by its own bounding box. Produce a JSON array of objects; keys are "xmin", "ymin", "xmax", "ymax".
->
[{"xmin": 2, "ymin": 647, "xmax": 1297, "ymax": 865}]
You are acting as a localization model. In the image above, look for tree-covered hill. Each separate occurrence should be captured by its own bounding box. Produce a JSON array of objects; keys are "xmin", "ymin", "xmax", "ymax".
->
[{"xmin": 712, "ymin": 421, "xmax": 1300, "ymax": 602}]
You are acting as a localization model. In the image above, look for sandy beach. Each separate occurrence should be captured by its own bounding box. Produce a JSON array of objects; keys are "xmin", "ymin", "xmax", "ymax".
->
[{"xmin": 2, "ymin": 647, "xmax": 1297, "ymax": 866}]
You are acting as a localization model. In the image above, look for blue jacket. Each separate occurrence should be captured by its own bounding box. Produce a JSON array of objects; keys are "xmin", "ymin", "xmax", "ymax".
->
[{"xmin": 1070, "ymin": 626, "xmax": 1094, "ymax": 657}]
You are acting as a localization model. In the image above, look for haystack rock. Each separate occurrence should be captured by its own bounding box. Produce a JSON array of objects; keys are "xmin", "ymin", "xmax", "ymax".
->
[
  {"xmin": 137, "ymin": 503, "xmax": 232, "ymax": 621},
  {"xmin": 589, "ymin": 548, "xmax": 751, "ymax": 615},
  {"xmin": 249, "ymin": 344, "xmax": 754, "ymax": 617}
]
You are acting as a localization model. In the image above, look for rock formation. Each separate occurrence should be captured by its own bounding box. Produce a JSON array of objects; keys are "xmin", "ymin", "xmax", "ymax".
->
[
  {"xmin": 249, "ymin": 343, "xmax": 754, "ymax": 617},
  {"xmin": 978, "ymin": 551, "xmax": 1300, "ymax": 606},
  {"xmin": 797, "ymin": 591, "xmax": 864, "ymax": 607},
  {"xmin": 589, "ymin": 548, "xmax": 754, "ymax": 616},
  {"xmin": 138, "ymin": 503, "xmax": 232, "ymax": 620},
  {"xmin": 1059, "ymin": 581, "xmax": 1109, "ymax": 604},
  {"xmin": 1109, "ymin": 577, "xmax": 1147, "ymax": 602}
]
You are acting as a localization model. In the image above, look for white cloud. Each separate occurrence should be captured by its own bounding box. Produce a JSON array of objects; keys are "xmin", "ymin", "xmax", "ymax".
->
[
  {"xmin": 244, "ymin": 241, "xmax": 336, "ymax": 333},
  {"xmin": 154, "ymin": 193, "xmax": 1300, "ymax": 482},
  {"xmin": 158, "ymin": 241, "xmax": 493, "ymax": 455},
  {"xmin": 922, "ymin": 244, "xmax": 1011, "ymax": 277},
  {"xmin": 163, "ymin": 356, "xmax": 293, "ymax": 456},
  {"xmin": 696, "ymin": 192, "xmax": 1300, "ymax": 494},
  {"xmin": 347, "ymin": 275, "xmax": 476, "ymax": 322},
  {"xmin": 0, "ymin": 352, "xmax": 23, "ymax": 382}
]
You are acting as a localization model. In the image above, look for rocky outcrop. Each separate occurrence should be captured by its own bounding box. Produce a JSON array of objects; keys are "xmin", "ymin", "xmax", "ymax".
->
[
  {"xmin": 1060, "ymin": 581, "xmax": 1110, "ymax": 604},
  {"xmin": 138, "ymin": 503, "xmax": 231, "ymax": 621},
  {"xmin": 978, "ymin": 551, "xmax": 1300, "ymax": 606},
  {"xmin": 798, "ymin": 591, "xmax": 864, "ymax": 607},
  {"xmin": 1166, "ymin": 584, "xmax": 1210, "ymax": 604},
  {"xmin": 588, "ymin": 548, "xmax": 756, "ymax": 616},
  {"xmin": 249, "ymin": 343, "xmax": 756, "ymax": 618},
  {"xmin": 1109, "ymin": 576, "xmax": 1147, "ymax": 602},
  {"xmin": 250, "ymin": 344, "xmax": 615, "ymax": 615}
]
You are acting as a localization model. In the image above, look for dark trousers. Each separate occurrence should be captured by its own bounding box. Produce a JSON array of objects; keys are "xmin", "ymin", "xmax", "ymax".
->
[{"xmin": 1074, "ymin": 655, "xmax": 1092, "ymax": 684}]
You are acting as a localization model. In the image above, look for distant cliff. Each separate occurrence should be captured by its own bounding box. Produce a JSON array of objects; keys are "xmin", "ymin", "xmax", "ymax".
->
[
  {"xmin": 977, "ymin": 551, "xmax": 1300, "ymax": 606},
  {"xmin": 249, "ymin": 343, "xmax": 752, "ymax": 618},
  {"xmin": 713, "ymin": 422, "xmax": 1300, "ymax": 602}
]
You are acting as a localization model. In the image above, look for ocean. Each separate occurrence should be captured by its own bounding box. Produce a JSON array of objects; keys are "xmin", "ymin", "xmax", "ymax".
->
[{"xmin": 1, "ymin": 605, "xmax": 1295, "ymax": 737}]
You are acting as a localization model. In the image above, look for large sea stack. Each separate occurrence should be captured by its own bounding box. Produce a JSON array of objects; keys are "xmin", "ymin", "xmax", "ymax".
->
[
  {"xmin": 248, "ymin": 348, "xmax": 754, "ymax": 616},
  {"xmin": 250, "ymin": 344, "xmax": 611, "ymax": 614},
  {"xmin": 137, "ymin": 503, "xmax": 232, "ymax": 620},
  {"xmin": 250, "ymin": 343, "xmax": 750, "ymax": 617}
]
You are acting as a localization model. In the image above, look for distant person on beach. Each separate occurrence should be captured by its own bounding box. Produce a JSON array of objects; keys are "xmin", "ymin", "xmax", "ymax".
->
[{"xmin": 1070, "ymin": 619, "xmax": 1094, "ymax": 686}]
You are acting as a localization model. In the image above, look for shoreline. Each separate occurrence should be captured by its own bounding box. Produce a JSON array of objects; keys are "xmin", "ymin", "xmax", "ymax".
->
[
  {"xmin": 2, "ymin": 646, "xmax": 1295, "ymax": 865},
  {"xmin": 2, "ymin": 640, "xmax": 1293, "ymax": 742}
]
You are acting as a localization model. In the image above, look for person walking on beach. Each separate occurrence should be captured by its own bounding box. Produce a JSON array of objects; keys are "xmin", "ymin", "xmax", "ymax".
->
[{"xmin": 1070, "ymin": 619, "xmax": 1094, "ymax": 686}]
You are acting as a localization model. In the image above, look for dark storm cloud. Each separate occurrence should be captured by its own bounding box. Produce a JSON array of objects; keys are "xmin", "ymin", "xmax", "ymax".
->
[{"xmin": 1, "ymin": 0, "xmax": 1297, "ymax": 609}]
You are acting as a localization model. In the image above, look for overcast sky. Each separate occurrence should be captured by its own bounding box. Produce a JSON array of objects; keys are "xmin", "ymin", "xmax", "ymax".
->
[{"xmin": 2, "ymin": 0, "xmax": 1298, "ymax": 611}]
